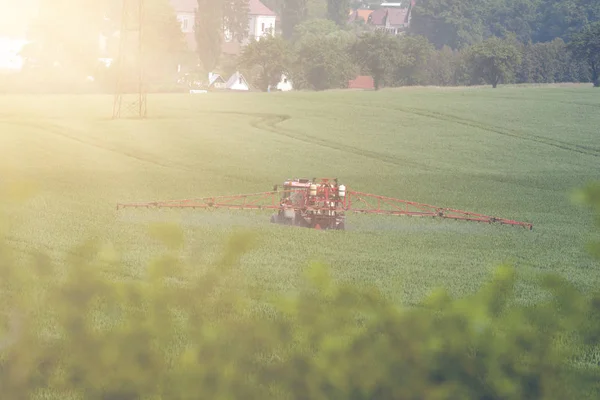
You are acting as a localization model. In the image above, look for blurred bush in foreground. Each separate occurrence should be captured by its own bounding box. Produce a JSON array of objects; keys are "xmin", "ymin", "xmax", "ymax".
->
[{"xmin": 0, "ymin": 185, "xmax": 599, "ymax": 399}]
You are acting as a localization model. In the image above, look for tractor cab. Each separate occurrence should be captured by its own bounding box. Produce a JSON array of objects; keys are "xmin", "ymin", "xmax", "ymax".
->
[{"xmin": 279, "ymin": 178, "xmax": 313, "ymax": 205}]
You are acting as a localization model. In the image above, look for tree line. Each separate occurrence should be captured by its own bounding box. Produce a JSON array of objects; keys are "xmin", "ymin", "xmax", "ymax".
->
[
  {"xmin": 237, "ymin": 19, "xmax": 600, "ymax": 91},
  {"xmin": 3, "ymin": 0, "xmax": 599, "ymax": 93}
]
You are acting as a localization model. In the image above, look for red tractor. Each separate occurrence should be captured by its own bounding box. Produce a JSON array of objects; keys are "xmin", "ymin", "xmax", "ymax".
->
[
  {"xmin": 270, "ymin": 178, "xmax": 347, "ymax": 230},
  {"xmin": 116, "ymin": 177, "xmax": 533, "ymax": 231}
]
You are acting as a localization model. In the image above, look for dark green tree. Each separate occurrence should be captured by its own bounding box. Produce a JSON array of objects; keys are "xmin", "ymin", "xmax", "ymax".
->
[
  {"xmin": 291, "ymin": 28, "xmax": 357, "ymax": 90},
  {"xmin": 466, "ymin": 36, "xmax": 522, "ymax": 88},
  {"xmin": 535, "ymin": 0, "xmax": 600, "ymax": 43},
  {"xmin": 195, "ymin": 0, "xmax": 223, "ymax": 72},
  {"xmin": 195, "ymin": 0, "xmax": 250, "ymax": 73},
  {"xmin": 292, "ymin": 17, "xmax": 339, "ymax": 40},
  {"xmin": 395, "ymin": 34, "xmax": 435, "ymax": 86},
  {"xmin": 327, "ymin": 0, "xmax": 351, "ymax": 27},
  {"xmin": 408, "ymin": 0, "xmax": 489, "ymax": 49},
  {"xmin": 568, "ymin": 22, "xmax": 600, "ymax": 87},
  {"xmin": 425, "ymin": 45, "xmax": 460, "ymax": 86},
  {"xmin": 238, "ymin": 35, "xmax": 291, "ymax": 91},
  {"xmin": 281, "ymin": 0, "xmax": 309, "ymax": 40},
  {"xmin": 487, "ymin": 0, "xmax": 542, "ymax": 44},
  {"xmin": 350, "ymin": 30, "xmax": 402, "ymax": 90}
]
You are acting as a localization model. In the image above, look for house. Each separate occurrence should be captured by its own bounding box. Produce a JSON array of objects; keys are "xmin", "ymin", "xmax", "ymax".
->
[
  {"xmin": 170, "ymin": 0, "xmax": 278, "ymax": 56},
  {"xmin": 276, "ymin": 74, "xmax": 293, "ymax": 91},
  {"xmin": 247, "ymin": 0, "xmax": 277, "ymax": 41},
  {"xmin": 348, "ymin": 9, "xmax": 374, "ymax": 24},
  {"xmin": 349, "ymin": 0, "xmax": 415, "ymax": 34},
  {"xmin": 225, "ymin": 71, "xmax": 250, "ymax": 91},
  {"xmin": 348, "ymin": 76, "xmax": 375, "ymax": 90},
  {"xmin": 208, "ymin": 72, "xmax": 227, "ymax": 89},
  {"xmin": 367, "ymin": 6, "xmax": 411, "ymax": 35}
]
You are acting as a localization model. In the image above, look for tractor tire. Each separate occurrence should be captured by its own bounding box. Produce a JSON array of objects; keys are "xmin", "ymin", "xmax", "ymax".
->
[
  {"xmin": 270, "ymin": 214, "xmax": 279, "ymax": 224},
  {"xmin": 336, "ymin": 222, "xmax": 345, "ymax": 230}
]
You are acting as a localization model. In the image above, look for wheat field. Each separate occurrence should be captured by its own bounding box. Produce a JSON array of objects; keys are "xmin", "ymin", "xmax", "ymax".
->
[{"xmin": 1, "ymin": 87, "xmax": 599, "ymax": 306}]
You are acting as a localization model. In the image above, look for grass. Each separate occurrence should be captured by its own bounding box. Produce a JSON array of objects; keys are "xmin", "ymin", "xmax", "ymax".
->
[{"xmin": 0, "ymin": 86, "xmax": 599, "ymax": 309}]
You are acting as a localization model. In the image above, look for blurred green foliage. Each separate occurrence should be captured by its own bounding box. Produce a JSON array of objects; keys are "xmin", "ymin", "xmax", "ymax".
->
[{"xmin": 0, "ymin": 183, "xmax": 599, "ymax": 399}]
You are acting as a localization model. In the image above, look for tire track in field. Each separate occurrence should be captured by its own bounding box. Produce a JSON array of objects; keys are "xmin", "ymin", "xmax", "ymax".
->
[
  {"xmin": 328, "ymin": 102, "xmax": 600, "ymax": 158},
  {"xmin": 3, "ymin": 110, "xmax": 434, "ymax": 171},
  {"xmin": 461, "ymin": 93, "xmax": 600, "ymax": 109},
  {"xmin": 395, "ymin": 107, "xmax": 600, "ymax": 157},
  {"xmin": 0, "ymin": 118, "xmax": 263, "ymax": 185},
  {"xmin": 0, "ymin": 119, "xmax": 190, "ymax": 172},
  {"xmin": 205, "ymin": 110, "xmax": 437, "ymax": 171}
]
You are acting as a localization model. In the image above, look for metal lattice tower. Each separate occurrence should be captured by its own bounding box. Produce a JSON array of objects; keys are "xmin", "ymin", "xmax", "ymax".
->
[{"xmin": 112, "ymin": 0, "xmax": 146, "ymax": 119}]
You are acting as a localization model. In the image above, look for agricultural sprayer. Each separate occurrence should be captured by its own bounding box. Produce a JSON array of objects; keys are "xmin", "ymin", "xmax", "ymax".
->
[{"xmin": 116, "ymin": 178, "xmax": 533, "ymax": 231}]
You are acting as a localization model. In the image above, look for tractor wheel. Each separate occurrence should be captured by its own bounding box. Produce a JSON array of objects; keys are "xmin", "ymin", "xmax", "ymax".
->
[
  {"xmin": 270, "ymin": 214, "xmax": 279, "ymax": 224},
  {"xmin": 336, "ymin": 222, "xmax": 345, "ymax": 231}
]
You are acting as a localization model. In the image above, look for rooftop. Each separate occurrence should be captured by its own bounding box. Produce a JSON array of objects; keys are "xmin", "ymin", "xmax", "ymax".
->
[{"xmin": 249, "ymin": 0, "xmax": 276, "ymax": 16}]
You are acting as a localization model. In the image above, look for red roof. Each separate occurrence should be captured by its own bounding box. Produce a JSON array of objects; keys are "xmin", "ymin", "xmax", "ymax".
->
[
  {"xmin": 348, "ymin": 9, "xmax": 374, "ymax": 23},
  {"xmin": 249, "ymin": 0, "xmax": 276, "ymax": 16},
  {"xmin": 368, "ymin": 7, "xmax": 409, "ymax": 26},
  {"xmin": 348, "ymin": 76, "xmax": 374, "ymax": 90}
]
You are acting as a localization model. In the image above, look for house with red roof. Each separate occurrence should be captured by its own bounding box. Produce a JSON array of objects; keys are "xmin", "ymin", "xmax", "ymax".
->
[
  {"xmin": 348, "ymin": 9, "xmax": 375, "ymax": 24},
  {"xmin": 349, "ymin": 1, "xmax": 416, "ymax": 35},
  {"xmin": 169, "ymin": 0, "xmax": 277, "ymax": 56},
  {"xmin": 348, "ymin": 75, "xmax": 375, "ymax": 90}
]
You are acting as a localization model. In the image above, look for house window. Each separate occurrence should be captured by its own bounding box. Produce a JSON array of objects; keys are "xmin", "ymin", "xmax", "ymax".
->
[
  {"xmin": 261, "ymin": 22, "xmax": 265, "ymax": 32},
  {"xmin": 239, "ymin": 76, "xmax": 243, "ymax": 84},
  {"xmin": 182, "ymin": 18, "xmax": 188, "ymax": 31}
]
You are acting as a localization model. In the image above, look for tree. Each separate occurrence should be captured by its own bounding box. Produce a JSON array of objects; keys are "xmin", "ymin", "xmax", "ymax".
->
[
  {"xmin": 142, "ymin": 0, "xmax": 189, "ymax": 79},
  {"xmin": 535, "ymin": 0, "xmax": 600, "ymax": 43},
  {"xmin": 292, "ymin": 17, "xmax": 339, "ymax": 41},
  {"xmin": 24, "ymin": 0, "xmax": 112, "ymax": 73},
  {"xmin": 195, "ymin": 0, "xmax": 250, "ymax": 73},
  {"xmin": 195, "ymin": 0, "xmax": 224, "ymax": 72},
  {"xmin": 238, "ymin": 36, "xmax": 291, "ymax": 91},
  {"xmin": 327, "ymin": 0, "xmax": 351, "ymax": 27},
  {"xmin": 350, "ymin": 31, "xmax": 402, "ymax": 90},
  {"xmin": 426, "ymin": 45, "xmax": 460, "ymax": 86},
  {"xmin": 21, "ymin": 0, "xmax": 186, "ymax": 87},
  {"xmin": 281, "ymin": 0, "xmax": 309, "ymax": 40},
  {"xmin": 568, "ymin": 22, "xmax": 600, "ymax": 87},
  {"xmin": 394, "ymin": 35, "xmax": 435, "ymax": 86},
  {"xmin": 466, "ymin": 36, "xmax": 522, "ymax": 88},
  {"xmin": 409, "ymin": 0, "xmax": 490, "ymax": 50},
  {"xmin": 291, "ymin": 30, "xmax": 357, "ymax": 90}
]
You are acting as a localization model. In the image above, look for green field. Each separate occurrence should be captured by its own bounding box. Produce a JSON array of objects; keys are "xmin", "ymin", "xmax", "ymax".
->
[{"xmin": 1, "ymin": 86, "xmax": 599, "ymax": 307}]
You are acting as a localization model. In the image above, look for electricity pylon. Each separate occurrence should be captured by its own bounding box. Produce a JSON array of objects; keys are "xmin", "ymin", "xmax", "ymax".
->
[{"xmin": 112, "ymin": 0, "xmax": 147, "ymax": 119}]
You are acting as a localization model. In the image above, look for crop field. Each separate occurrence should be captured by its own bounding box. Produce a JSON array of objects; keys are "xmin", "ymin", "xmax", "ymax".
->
[{"xmin": 1, "ymin": 86, "xmax": 599, "ymax": 307}]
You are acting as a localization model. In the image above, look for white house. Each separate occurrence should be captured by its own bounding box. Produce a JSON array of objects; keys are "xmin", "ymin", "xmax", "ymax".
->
[
  {"xmin": 169, "ymin": 0, "xmax": 278, "ymax": 56},
  {"xmin": 208, "ymin": 72, "xmax": 227, "ymax": 89},
  {"xmin": 276, "ymin": 74, "xmax": 293, "ymax": 91},
  {"xmin": 246, "ymin": 0, "xmax": 277, "ymax": 42},
  {"xmin": 225, "ymin": 71, "xmax": 250, "ymax": 91}
]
